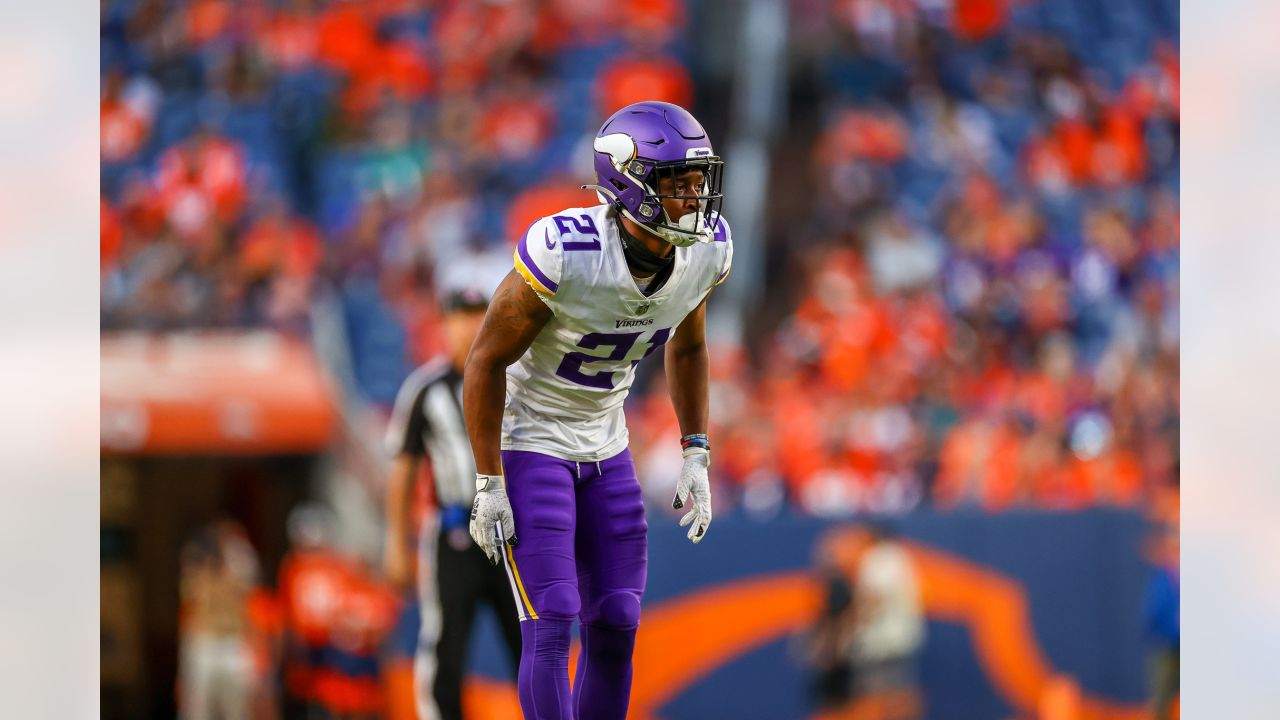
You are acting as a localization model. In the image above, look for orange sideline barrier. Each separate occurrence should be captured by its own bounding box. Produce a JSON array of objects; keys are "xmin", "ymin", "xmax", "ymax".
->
[{"xmin": 102, "ymin": 332, "xmax": 338, "ymax": 455}]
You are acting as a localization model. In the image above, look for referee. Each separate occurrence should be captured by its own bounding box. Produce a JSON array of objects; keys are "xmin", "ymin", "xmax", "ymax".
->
[{"xmin": 384, "ymin": 286, "xmax": 521, "ymax": 720}]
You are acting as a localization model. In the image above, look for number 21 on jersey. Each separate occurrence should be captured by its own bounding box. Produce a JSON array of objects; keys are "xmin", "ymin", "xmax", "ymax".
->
[{"xmin": 555, "ymin": 328, "xmax": 670, "ymax": 389}]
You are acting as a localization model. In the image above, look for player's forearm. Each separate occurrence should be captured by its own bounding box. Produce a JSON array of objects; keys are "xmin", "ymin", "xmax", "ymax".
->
[
  {"xmin": 665, "ymin": 340, "xmax": 710, "ymax": 437},
  {"xmin": 464, "ymin": 349, "xmax": 509, "ymax": 476}
]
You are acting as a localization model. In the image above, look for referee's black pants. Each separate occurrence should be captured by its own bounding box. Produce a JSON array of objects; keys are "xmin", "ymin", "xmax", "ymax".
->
[{"xmin": 423, "ymin": 519, "xmax": 523, "ymax": 720}]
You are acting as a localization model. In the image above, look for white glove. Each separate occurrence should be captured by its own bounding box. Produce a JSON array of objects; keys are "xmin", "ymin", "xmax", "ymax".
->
[
  {"xmin": 672, "ymin": 447, "xmax": 712, "ymax": 544},
  {"xmin": 469, "ymin": 474, "xmax": 516, "ymax": 564}
]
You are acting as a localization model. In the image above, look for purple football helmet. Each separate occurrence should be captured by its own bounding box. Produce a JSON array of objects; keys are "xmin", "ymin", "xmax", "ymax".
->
[{"xmin": 585, "ymin": 101, "xmax": 724, "ymax": 247}]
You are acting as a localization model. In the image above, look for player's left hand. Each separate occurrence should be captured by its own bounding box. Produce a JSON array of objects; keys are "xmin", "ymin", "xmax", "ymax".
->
[{"xmin": 673, "ymin": 447, "xmax": 712, "ymax": 543}]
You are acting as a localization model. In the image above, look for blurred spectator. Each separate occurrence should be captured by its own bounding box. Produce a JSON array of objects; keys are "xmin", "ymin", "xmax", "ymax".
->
[
  {"xmin": 315, "ymin": 0, "xmax": 379, "ymax": 77},
  {"xmin": 314, "ymin": 560, "xmax": 400, "ymax": 719},
  {"xmin": 238, "ymin": 194, "xmax": 323, "ymax": 333},
  {"xmin": 935, "ymin": 413, "xmax": 1022, "ymax": 510},
  {"xmin": 154, "ymin": 127, "xmax": 248, "ymax": 238},
  {"xmin": 431, "ymin": 0, "xmax": 537, "ymax": 94},
  {"xmin": 475, "ymin": 64, "xmax": 557, "ymax": 170},
  {"xmin": 865, "ymin": 210, "xmax": 944, "ymax": 294},
  {"xmin": 278, "ymin": 503, "xmax": 345, "ymax": 719},
  {"xmin": 506, "ymin": 181, "xmax": 600, "ymax": 244},
  {"xmin": 596, "ymin": 41, "xmax": 694, "ymax": 118},
  {"xmin": 276, "ymin": 504, "xmax": 403, "ymax": 720},
  {"xmin": 101, "ymin": 69, "xmax": 160, "ymax": 164},
  {"xmin": 259, "ymin": 0, "xmax": 320, "ymax": 74},
  {"xmin": 952, "ymin": 0, "xmax": 1007, "ymax": 43},
  {"xmin": 850, "ymin": 522, "xmax": 924, "ymax": 720},
  {"xmin": 803, "ymin": 543, "xmax": 858, "ymax": 713},
  {"xmin": 177, "ymin": 520, "xmax": 263, "ymax": 720}
]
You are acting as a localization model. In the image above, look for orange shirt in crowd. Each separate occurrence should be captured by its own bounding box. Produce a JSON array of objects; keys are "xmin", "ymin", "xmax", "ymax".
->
[
  {"xmin": 1097, "ymin": 104, "xmax": 1146, "ymax": 182},
  {"xmin": 770, "ymin": 378, "xmax": 829, "ymax": 492},
  {"xmin": 1027, "ymin": 448, "xmax": 1144, "ymax": 510},
  {"xmin": 506, "ymin": 182, "xmax": 604, "ymax": 244},
  {"xmin": 718, "ymin": 422, "xmax": 775, "ymax": 487},
  {"xmin": 245, "ymin": 588, "xmax": 284, "ymax": 681},
  {"xmin": 155, "ymin": 136, "xmax": 248, "ymax": 229},
  {"xmin": 101, "ymin": 97, "xmax": 150, "ymax": 163},
  {"xmin": 185, "ymin": 0, "xmax": 234, "ymax": 46},
  {"xmin": 1071, "ymin": 450, "xmax": 1144, "ymax": 507},
  {"xmin": 278, "ymin": 549, "xmax": 348, "ymax": 646},
  {"xmin": 1024, "ymin": 133, "xmax": 1070, "ymax": 190},
  {"xmin": 261, "ymin": 7, "xmax": 319, "ymax": 72},
  {"xmin": 936, "ymin": 418, "xmax": 1022, "ymax": 511},
  {"xmin": 818, "ymin": 110, "xmax": 910, "ymax": 166},
  {"xmin": 965, "ymin": 363, "xmax": 1019, "ymax": 413},
  {"xmin": 623, "ymin": 0, "xmax": 686, "ymax": 40},
  {"xmin": 239, "ymin": 212, "xmax": 323, "ymax": 280},
  {"xmin": 342, "ymin": 37, "xmax": 435, "ymax": 117},
  {"xmin": 333, "ymin": 571, "xmax": 400, "ymax": 656},
  {"xmin": 984, "ymin": 206, "xmax": 1033, "ymax": 266},
  {"xmin": 277, "ymin": 548, "xmax": 349, "ymax": 699},
  {"xmin": 380, "ymin": 38, "xmax": 434, "ymax": 101},
  {"xmin": 313, "ymin": 570, "xmax": 400, "ymax": 716},
  {"xmin": 549, "ymin": 0, "xmax": 622, "ymax": 43},
  {"xmin": 896, "ymin": 296, "xmax": 950, "ymax": 364},
  {"xmin": 432, "ymin": 1, "xmax": 533, "ymax": 93},
  {"xmin": 1022, "ymin": 276, "xmax": 1070, "ymax": 333},
  {"xmin": 1014, "ymin": 373, "xmax": 1068, "ymax": 427},
  {"xmin": 476, "ymin": 96, "xmax": 555, "ymax": 162},
  {"xmin": 820, "ymin": 314, "xmax": 874, "ymax": 393},
  {"xmin": 316, "ymin": 1, "xmax": 378, "ymax": 76},
  {"xmin": 1053, "ymin": 118, "xmax": 1096, "ymax": 184},
  {"xmin": 596, "ymin": 54, "xmax": 694, "ymax": 118},
  {"xmin": 102, "ymin": 198, "xmax": 123, "ymax": 268},
  {"xmin": 1047, "ymin": 105, "xmax": 1148, "ymax": 186},
  {"xmin": 953, "ymin": 0, "xmax": 1006, "ymax": 42}
]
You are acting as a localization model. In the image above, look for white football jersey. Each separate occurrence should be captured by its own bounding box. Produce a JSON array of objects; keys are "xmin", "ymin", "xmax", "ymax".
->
[{"xmin": 502, "ymin": 204, "xmax": 733, "ymax": 462}]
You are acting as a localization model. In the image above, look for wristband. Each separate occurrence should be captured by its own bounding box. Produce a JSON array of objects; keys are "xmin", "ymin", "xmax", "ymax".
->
[
  {"xmin": 475, "ymin": 473, "xmax": 505, "ymax": 492},
  {"xmin": 680, "ymin": 434, "xmax": 710, "ymax": 452}
]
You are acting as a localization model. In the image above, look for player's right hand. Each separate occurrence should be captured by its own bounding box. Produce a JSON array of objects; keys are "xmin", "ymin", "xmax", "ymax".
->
[{"xmin": 469, "ymin": 474, "xmax": 517, "ymax": 565}]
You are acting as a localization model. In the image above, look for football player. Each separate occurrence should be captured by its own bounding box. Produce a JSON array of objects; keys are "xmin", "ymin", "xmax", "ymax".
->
[{"xmin": 463, "ymin": 100, "xmax": 732, "ymax": 719}]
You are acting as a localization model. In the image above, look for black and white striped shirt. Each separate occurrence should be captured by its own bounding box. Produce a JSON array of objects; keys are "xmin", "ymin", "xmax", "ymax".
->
[{"xmin": 385, "ymin": 358, "xmax": 476, "ymax": 509}]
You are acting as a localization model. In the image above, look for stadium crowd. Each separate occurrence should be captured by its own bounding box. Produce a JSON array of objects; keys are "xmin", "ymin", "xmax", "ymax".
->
[
  {"xmin": 101, "ymin": 0, "xmax": 1178, "ymax": 518},
  {"xmin": 633, "ymin": 0, "xmax": 1180, "ymax": 517}
]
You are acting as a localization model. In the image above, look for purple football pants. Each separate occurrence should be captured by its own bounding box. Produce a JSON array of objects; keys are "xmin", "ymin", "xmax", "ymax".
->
[{"xmin": 499, "ymin": 448, "xmax": 648, "ymax": 720}]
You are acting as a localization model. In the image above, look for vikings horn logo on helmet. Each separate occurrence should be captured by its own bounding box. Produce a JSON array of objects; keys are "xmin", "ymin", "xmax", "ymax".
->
[{"xmin": 582, "ymin": 101, "xmax": 725, "ymax": 248}]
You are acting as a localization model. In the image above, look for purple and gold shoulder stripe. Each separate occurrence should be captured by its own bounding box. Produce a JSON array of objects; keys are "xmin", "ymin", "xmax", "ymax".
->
[{"xmin": 514, "ymin": 228, "xmax": 558, "ymax": 296}]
